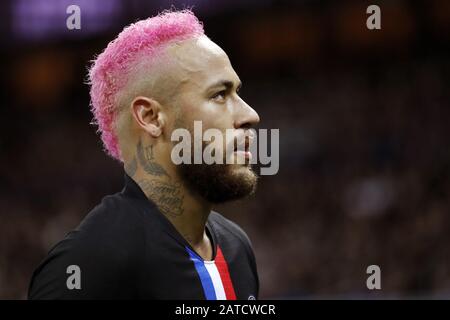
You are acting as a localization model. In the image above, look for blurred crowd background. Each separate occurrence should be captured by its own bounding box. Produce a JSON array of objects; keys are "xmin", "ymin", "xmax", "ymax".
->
[{"xmin": 0, "ymin": 0, "xmax": 449, "ymax": 299}]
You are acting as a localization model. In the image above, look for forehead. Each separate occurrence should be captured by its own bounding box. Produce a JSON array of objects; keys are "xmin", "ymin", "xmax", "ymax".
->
[{"xmin": 166, "ymin": 35, "xmax": 240, "ymax": 90}]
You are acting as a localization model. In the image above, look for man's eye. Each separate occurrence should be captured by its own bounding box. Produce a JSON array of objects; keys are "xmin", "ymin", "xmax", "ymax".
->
[{"xmin": 211, "ymin": 90, "xmax": 227, "ymax": 101}]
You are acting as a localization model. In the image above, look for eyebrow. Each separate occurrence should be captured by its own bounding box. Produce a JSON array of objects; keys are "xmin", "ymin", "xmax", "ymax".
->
[{"xmin": 207, "ymin": 79, "xmax": 242, "ymax": 91}]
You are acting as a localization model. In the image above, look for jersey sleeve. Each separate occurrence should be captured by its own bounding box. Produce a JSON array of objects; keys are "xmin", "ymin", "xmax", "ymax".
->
[
  {"xmin": 28, "ymin": 229, "xmax": 138, "ymax": 299},
  {"xmin": 28, "ymin": 199, "xmax": 144, "ymax": 300}
]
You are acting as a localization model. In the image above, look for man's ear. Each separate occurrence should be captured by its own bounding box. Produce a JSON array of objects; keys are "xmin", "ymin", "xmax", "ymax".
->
[{"xmin": 130, "ymin": 96, "xmax": 165, "ymax": 138}]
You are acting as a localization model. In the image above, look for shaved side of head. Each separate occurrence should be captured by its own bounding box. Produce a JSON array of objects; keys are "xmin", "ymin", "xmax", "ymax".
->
[{"xmin": 88, "ymin": 10, "xmax": 204, "ymax": 161}]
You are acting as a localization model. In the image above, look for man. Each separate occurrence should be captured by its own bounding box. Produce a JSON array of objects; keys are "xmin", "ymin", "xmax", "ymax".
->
[{"xmin": 29, "ymin": 10, "xmax": 260, "ymax": 300}]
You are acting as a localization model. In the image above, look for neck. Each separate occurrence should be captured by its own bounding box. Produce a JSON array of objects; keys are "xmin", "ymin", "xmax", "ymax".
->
[
  {"xmin": 125, "ymin": 137, "xmax": 214, "ymax": 260},
  {"xmin": 129, "ymin": 164, "xmax": 212, "ymax": 247}
]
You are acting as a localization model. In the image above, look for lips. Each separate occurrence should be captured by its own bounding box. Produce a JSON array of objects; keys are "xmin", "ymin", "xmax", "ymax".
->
[
  {"xmin": 234, "ymin": 132, "xmax": 254, "ymax": 152},
  {"xmin": 234, "ymin": 150, "xmax": 252, "ymax": 162},
  {"xmin": 233, "ymin": 134, "xmax": 253, "ymax": 163},
  {"xmin": 235, "ymin": 140, "xmax": 249, "ymax": 152}
]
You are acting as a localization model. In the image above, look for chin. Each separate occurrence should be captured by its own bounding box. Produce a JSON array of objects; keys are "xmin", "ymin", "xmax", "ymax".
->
[
  {"xmin": 226, "ymin": 165, "xmax": 258, "ymax": 195},
  {"xmin": 178, "ymin": 163, "xmax": 258, "ymax": 204},
  {"xmin": 230, "ymin": 163, "xmax": 255, "ymax": 177}
]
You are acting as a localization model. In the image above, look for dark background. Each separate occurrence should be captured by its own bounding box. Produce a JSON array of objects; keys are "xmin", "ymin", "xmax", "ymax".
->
[{"xmin": 0, "ymin": 0, "xmax": 449, "ymax": 299}]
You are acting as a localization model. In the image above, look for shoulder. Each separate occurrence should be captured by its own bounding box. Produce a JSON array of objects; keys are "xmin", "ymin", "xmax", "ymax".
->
[
  {"xmin": 28, "ymin": 192, "xmax": 147, "ymax": 299},
  {"xmin": 62, "ymin": 192, "xmax": 149, "ymax": 258},
  {"xmin": 76, "ymin": 192, "xmax": 146, "ymax": 240},
  {"xmin": 62, "ymin": 190, "xmax": 154, "ymax": 264}
]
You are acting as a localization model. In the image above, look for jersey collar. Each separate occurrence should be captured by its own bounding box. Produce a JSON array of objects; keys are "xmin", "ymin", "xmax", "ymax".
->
[{"xmin": 120, "ymin": 172, "xmax": 218, "ymax": 261}]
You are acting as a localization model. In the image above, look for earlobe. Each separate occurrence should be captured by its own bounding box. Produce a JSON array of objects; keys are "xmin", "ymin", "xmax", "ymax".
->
[
  {"xmin": 131, "ymin": 96, "xmax": 164, "ymax": 138},
  {"xmin": 151, "ymin": 125, "xmax": 162, "ymax": 137}
]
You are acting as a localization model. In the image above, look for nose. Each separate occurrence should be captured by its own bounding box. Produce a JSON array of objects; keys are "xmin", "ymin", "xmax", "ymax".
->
[{"xmin": 233, "ymin": 97, "xmax": 260, "ymax": 129}]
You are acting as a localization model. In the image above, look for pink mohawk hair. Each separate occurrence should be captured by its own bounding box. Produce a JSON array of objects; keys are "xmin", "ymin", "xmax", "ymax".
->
[{"xmin": 88, "ymin": 10, "xmax": 204, "ymax": 161}]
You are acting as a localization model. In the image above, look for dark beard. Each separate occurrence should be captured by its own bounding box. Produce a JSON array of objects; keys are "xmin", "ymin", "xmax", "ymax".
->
[
  {"xmin": 177, "ymin": 162, "xmax": 258, "ymax": 204},
  {"xmin": 172, "ymin": 116, "xmax": 258, "ymax": 203}
]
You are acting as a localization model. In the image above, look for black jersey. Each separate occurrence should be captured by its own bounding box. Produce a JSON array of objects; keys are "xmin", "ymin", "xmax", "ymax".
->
[{"xmin": 28, "ymin": 173, "xmax": 259, "ymax": 300}]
